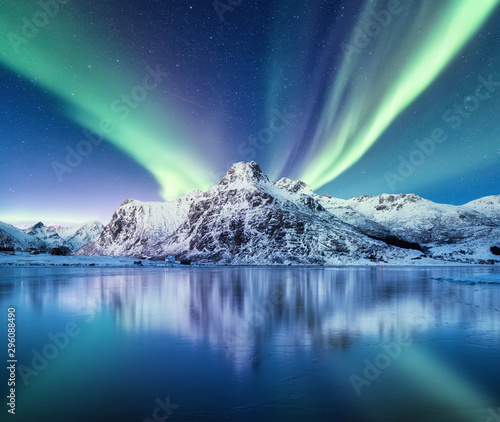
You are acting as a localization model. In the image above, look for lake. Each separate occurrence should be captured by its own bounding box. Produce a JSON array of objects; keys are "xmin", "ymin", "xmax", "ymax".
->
[{"xmin": 1, "ymin": 266, "xmax": 499, "ymax": 422}]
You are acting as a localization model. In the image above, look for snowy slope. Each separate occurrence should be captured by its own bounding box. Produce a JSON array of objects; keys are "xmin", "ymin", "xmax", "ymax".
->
[
  {"xmin": 462, "ymin": 195, "xmax": 500, "ymax": 224},
  {"xmin": 318, "ymin": 194, "xmax": 500, "ymax": 261},
  {"xmin": 77, "ymin": 191, "xmax": 202, "ymax": 256},
  {"xmin": 0, "ymin": 221, "xmax": 46, "ymax": 250},
  {"xmin": 23, "ymin": 222, "xmax": 67, "ymax": 248},
  {"xmin": 0, "ymin": 253, "xmax": 179, "ymax": 267},
  {"xmin": 47, "ymin": 224, "xmax": 66, "ymax": 231},
  {"xmin": 74, "ymin": 161, "xmax": 499, "ymax": 265},
  {"xmin": 56, "ymin": 221, "xmax": 104, "ymax": 250},
  {"xmin": 79, "ymin": 162, "xmax": 422, "ymax": 264},
  {"xmin": 320, "ymin": 194, "xmax": 497, "ymax": 244},
  {"xmin": 0, "ymin": 221, "xmax": 103, "ymax": 252}
]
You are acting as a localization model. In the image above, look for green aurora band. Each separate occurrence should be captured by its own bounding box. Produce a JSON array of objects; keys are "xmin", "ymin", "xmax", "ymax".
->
[
  {"xmin": 1, "ymin": 1, "xmax": 498, "ymax": 200},
  {"xmin": 298, "ymin": 0, "xmax": 499, "ymax": 191},
  {"xmin": 0, "ymin": 2, "xmax": 214, "ymax": 200}
]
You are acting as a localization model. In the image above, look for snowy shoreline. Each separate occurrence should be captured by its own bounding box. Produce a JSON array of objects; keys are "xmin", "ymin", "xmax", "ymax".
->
[
  {"xmin": 0, "ymin": 253, "xmax": 498, "ymax": 268},
  {"xmin": 0, "ymin": 253, "xmax": 178, "ymax": 268}
]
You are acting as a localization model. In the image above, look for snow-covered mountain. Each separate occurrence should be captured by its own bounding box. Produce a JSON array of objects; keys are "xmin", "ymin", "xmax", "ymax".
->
[
  {"xmin": 0, "ymin": 221, "xmax": 46, "ymax": 251},
  {"xmin": 75, "ymin": 161, "xmax": 500, "ymax": 264},
  {"xmin": 47, "ymin": 224, "xmax": 66, "ymax": 232},
  {"xmin": 318, "ymin": 193, "xmax": 498, "ymax": 243},
  {"xmin": 76, "ymin": 162, "xmax": 437, "ymax": 264},
  {"xmin": 56, "ymin": 221, "xmax": 105, "ymax": 251},
  {"xmin": 23, "ymin": 222, "xmax": 68, "ymax": 248},
  {"xmin": 462, "ymin": 196, "xmax": 500, "ymax": 225},
  {"xmin": 0, "ymin": 220, "xmax": 104, "ymax": 252},
  {"xmin": 77, "ymin": 192, "xmax": 202, "ymax": 256},
  {"xmin": 317, "ymin": 193, "xmax": 500, "ymax": 260},
  {"xmin": 143, "ymin": 161, "xmax": 415, "ymax": 264}
]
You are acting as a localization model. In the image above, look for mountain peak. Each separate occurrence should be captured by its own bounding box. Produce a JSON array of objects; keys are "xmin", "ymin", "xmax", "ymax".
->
[
  {"xmin": 352, "ymin": 193, "xmax": 424, "ymax": 204},
  {"xmin": 73, "ymin": 160, "xmax": 500, "ymax": 264},
  {"xmin": 275, "ymin": 177, "xmax": 313, "ymax": 195},
  {"xmin": 218, "ymin": 161, "xmax": 269, "ymax": 187},
  {"xmin": 47, "ymin": 224, "xmax": 65, "ymax": 231},
  {"xmin": 120, "ymin": 198, "xmax": 137, "ymax": 207}
]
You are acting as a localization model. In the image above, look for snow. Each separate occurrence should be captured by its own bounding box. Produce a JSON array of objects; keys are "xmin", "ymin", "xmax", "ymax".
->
[
  {"xmin": 76, "ymin": 191, "xmax": 202, "ymax": 257},
  {"xmin": 462, "ymin": 195, "xmax": 500, "ymax": 223},
  {"xmin": 344, "ymin": 194, "xmax": 460, "ymax": 235},
  {"xmin": 0, "ymin": 252, "xmax": 491, "ymax": 267},
  {"xmin": 0, "ymin": 220, "xmax": 104, "ymax": 252},
  {"xmin": 75, "ymin": 162, "xmax": 500, "ymax": 265},
  {"xmin": 56, "ymin": 221, "xmax": 99, "ymax": 238},
  {"xmin": 0, "ymin": 221, "xmax": 44, "ymax": 249},
  {"xmin": 0, "ymin": 252, "xmax": 187, "ymax": 268},
  {"xmin": 274, "ymin": 177, "xmax": 314, "ymax": 196},
  {"xmin": 317, "ymin": 192, "xmax": 500, "ymax": 250},
  {"xmin": 5, "ymin": 162, "xmax": 499, "ymax": 266},
  {"xmin": 23, "ymin": 222, "xmax": 67, "ymax": 247},
  {"xmin": 56, "ymin": 220, "xmax": 104, "ymax": 250}
]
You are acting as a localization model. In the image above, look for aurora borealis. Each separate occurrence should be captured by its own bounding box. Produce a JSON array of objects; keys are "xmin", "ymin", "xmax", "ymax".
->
[
  {"xmin": 1, "ymin": 0, "xmax": 499, "ymax": 224},
  {"xmin": 296, "ymin": 0, "xmax": 498, "ymax": 190}
]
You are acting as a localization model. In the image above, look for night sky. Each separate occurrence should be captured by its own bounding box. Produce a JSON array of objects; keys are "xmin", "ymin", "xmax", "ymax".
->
[{"xmin": 1, "ymin": 0, "xmax": 499, "ymax": 225}]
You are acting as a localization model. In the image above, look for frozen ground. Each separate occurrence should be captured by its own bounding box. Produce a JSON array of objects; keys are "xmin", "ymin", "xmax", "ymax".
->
[
  {"xmin": 0, "ymin": 252, "xmax": 496, "ymax": 267},
  {"xmin": 0, "ymin": 252, "xmax": 177, "ymax": 267}
]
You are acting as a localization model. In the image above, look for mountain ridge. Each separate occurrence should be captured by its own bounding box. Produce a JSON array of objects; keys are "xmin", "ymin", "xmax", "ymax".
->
[
  {"xmin": 76, "ymin": 162, "xmax": 500, "ymax": 265},
  {"xmin": 0, "ymin": 220, "xmax": 104, "ymax": 252}
]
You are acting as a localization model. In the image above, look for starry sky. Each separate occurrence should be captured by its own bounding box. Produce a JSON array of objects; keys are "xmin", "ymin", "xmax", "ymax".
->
[{"xmin": 1, "ymin": 0, "xmax": 499, "ymax": 225}]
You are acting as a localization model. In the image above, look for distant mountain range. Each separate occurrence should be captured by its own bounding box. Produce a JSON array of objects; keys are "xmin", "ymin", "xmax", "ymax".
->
[
  {"xmin": 0, "ymin": 220, "xmax": 104, "ymax": 252},
  {"xmin": 1, "ymin": 161, "xmax": 498, "ymax": 264},
  {"xmin": 70, "ymin": 161, "xmax": 499, "ymax": 265}
]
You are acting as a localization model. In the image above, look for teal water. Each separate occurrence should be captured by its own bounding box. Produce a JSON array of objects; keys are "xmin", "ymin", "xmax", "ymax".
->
[{"xmin": 1, "ymin": 266, "xmax": 499, "ymax": 422}]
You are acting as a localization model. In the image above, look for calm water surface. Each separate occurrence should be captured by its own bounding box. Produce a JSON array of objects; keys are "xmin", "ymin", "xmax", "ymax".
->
[{"xmin": 1, "ymin": 266, "xmax": 499, "ymax": 422}]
